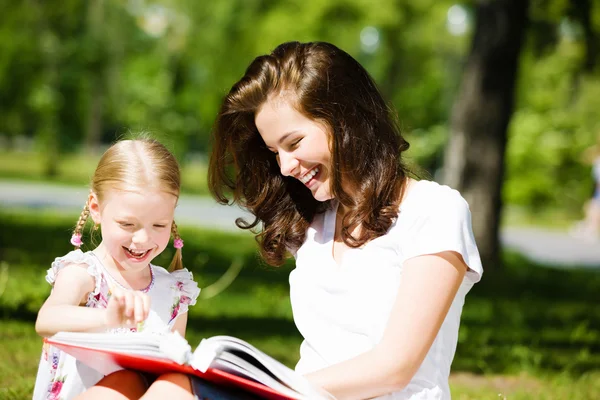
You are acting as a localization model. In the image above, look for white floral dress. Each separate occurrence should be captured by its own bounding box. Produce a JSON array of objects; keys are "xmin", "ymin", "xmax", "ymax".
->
[{"xmin": 32, "ymin": 250, "xmax": 200, "ymax": 400}]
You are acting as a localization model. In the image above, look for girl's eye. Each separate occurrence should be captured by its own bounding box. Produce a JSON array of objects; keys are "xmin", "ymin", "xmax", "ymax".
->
[
  {"xmin": 120, "ymin": 223, "xmax": 133, "ymax": 227},
  {"xmin": 154, "ymin": 224, "xmax": 167, "ymax": 228},
  {"xmin": 291, "ymin": 138, "xmax": 302, "ymax": 148}
]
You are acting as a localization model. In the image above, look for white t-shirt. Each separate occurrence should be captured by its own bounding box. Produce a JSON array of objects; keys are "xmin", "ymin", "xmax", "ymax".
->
[{"xmin": 289, "ymin": 180, "xmax": 483, "ymax": 400}]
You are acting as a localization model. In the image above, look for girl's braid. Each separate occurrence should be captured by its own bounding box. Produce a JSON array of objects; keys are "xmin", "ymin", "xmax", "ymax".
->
[
  {"xmin": 171, "ymin": 220, "xmax": 180, "ymax": 241},
  {"xmin": 71, "ymin": 200, "xmax": 90, "ymax": 249},
  {"xmin": 168, "ymin": 220, "xmax": 184, "ymax": 272}
]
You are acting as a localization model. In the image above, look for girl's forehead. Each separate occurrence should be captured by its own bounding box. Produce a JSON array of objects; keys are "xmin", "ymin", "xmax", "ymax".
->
[
  {"xmin": 102, "ymin": 187, "xmax": 178, "ymax": 199},
  {"xmin": 100, "ymin": 189, "xmax": 178, "ymax": 214}
]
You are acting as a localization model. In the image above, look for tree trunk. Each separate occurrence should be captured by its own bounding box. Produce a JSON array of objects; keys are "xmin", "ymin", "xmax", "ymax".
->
[
  {"xmin": 442, "ymin": 0, "xmax": 529, "ymax": 269},
  {"xmin": 570, "ymin": 0, "xmax": 597, "ymax": 72}
]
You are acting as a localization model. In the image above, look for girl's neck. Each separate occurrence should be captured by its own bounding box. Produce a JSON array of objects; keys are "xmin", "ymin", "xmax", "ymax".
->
[{"xmin": 92, "ymin": 243, "xmax": 153, "ymax": 291}]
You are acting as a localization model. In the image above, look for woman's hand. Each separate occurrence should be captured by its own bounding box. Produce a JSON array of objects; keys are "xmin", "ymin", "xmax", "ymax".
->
[{"xmin": 105, "ymin": 289, "xmax": 151, "ymax": 329}]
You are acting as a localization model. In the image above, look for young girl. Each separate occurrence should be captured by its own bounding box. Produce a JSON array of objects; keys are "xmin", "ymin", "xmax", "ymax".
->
[
  {"xmin": 204, "ymin": 41, "xmax": 483, "ymax": 400},
  {"xmin": 32, "ymin": 138, "xmax": 200, "ymax": 400}
]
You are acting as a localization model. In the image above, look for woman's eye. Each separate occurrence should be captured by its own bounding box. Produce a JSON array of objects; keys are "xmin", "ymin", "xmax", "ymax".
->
[
  {"xmin": 120, "ymin": 223, "xmax": 133, "ymax": 227},
  {"xmin": 291, "ymin": 138, "xmax": 302, "ymax": 147}
]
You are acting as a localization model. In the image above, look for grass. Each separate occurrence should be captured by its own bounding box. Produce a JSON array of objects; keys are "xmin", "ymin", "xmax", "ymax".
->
[
  {"xmin": 449, "ymin": 371, "xmax": 600, "ymax": 399},
  {"xmin": 1, "ymin": 208, "xmax": 599, "ymax": 399},
  {"xmin": 0, "ymin": 150, "xmax": 210, "ymax": 196}
]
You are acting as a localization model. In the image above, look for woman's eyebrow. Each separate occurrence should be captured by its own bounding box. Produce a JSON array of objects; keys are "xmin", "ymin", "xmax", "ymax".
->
[{"xmin": 277, "ymin": 130, "xmax": 300, "ymax": 145}]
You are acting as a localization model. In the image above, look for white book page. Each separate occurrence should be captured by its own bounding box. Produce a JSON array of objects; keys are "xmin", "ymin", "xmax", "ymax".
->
[
  {"xmin": 49, "ymin": 331, "xmax": 175, "ymax": 359},
  {"xmin": 198, "ymin": 336, "xmax": 324, "ymax": 398},
  {"xmin": 213, "ymin": 354, "xmax": 304, "ymax": 400}
]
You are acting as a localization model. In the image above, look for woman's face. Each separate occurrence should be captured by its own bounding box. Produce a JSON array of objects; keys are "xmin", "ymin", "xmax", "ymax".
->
[{"xmin": 255, "ymin": 97, "xmax": 333, "ymax": 202}]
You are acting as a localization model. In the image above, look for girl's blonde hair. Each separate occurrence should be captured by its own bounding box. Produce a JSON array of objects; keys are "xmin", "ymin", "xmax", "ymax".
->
[{"xmin": 72, "ymin": 138, "xmax": 184, "ymax": 271}]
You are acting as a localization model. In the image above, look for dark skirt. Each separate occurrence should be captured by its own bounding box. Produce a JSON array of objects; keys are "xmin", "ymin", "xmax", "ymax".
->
[{"xmin": 190, "ymin": 377, "xmax": 263, "ymax": 400}]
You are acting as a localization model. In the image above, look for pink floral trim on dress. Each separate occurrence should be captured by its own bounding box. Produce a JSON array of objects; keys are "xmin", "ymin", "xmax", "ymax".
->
[
  {"xmin": 46, "ymin": 349, "xmax": 65, "ymax": 400},
  {"xmin": 168, "ymin": 279, "xmax": 196, "ymax": 324}
]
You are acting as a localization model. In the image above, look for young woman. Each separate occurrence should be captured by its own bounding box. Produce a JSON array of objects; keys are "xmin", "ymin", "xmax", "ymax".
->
[{"xmin": 205, "ymin": 41, "xmax": 483, "ymax": 400}]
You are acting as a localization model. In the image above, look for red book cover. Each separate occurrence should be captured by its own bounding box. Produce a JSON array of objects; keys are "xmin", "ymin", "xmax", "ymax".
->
[{"xmin": 46, "ymin": 338, "xmax": 298, "ymax": 400}]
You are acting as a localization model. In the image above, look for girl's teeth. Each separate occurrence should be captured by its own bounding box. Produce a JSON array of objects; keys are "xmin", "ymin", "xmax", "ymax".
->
[{"xmin": 127, "ymin": 248, "xmax": 148, "ymax": 258}]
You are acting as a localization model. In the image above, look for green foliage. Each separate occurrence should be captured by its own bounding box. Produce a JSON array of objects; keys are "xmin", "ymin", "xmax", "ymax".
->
[
  {"xmin": 1, "ymin": 0, "xmax": 600, "ymax": 213},
  {"xmin": 502, "ymin": 0, "xmax": 600, "ymax": 213},
  {"xmin": 0, "ymin": 0, "xmax": 466, "ymax": 156}
]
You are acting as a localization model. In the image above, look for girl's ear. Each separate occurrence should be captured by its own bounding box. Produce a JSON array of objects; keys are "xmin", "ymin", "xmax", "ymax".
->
[{"xmin": 88, "ymin": 192, "xmax": 102, "ymax": 224}]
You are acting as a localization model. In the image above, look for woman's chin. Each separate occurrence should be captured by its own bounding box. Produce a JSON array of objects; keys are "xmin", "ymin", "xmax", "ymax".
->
[{"xmin": 311, "ymin": 187, "xmax": 333, "ymax": 202}]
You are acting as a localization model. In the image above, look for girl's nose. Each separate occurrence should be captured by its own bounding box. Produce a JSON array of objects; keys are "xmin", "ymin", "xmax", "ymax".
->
[{"xmin": 132, "ymin": 228, "xmax": 149, "ymax": 244}]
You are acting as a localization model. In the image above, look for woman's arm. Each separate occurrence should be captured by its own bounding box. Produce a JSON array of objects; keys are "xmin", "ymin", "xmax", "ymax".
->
[{"xmin": 304, "ymin": 250, "xmax": 467, "ymax": 400}]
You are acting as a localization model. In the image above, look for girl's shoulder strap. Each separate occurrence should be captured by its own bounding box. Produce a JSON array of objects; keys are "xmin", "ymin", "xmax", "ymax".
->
[{"xmin": 46, "ymin": 249, "xmax": 99, "ymax": 285}]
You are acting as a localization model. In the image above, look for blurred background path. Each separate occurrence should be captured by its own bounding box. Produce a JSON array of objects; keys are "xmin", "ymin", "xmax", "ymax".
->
[{"xmin": 2, "ymin": 180, "xmax": 598, "ymax": 268}]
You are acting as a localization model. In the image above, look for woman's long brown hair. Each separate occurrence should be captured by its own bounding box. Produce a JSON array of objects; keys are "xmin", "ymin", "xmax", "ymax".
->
[{"xmin": 209, "ymin": 41, "xmax": 412, "ymax": 266}]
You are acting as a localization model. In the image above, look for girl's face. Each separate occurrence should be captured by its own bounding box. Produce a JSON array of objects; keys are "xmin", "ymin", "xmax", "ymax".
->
[
  {"xmin": 255, "ymin": 97, "xmax": 333, "ymax": 202},
  {"xmin": 89, "ymin": 189, "xmax": 177, "ymax": 274}
]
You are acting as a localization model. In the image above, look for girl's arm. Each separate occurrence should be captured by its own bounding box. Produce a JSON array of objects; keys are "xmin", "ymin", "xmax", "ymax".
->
[
  {"xmin": 35, "ymin": 263, "xmax": 103, "ymax": 337},
  {"xmin": 35, "ymin": 263, "xmax": 150, "ymax": 337},
  {"xmin": 171, "ymin": 312, "xmax": 188, "ymax": 337},
  {"xmin": 304, "ymin": 250, "xmax": 467, "ymax": 400}
]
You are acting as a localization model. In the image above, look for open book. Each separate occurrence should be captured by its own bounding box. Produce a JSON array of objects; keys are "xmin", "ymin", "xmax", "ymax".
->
[{"xmin": 46, "ymin": 331, "xmax": 332, "ymax": 400}]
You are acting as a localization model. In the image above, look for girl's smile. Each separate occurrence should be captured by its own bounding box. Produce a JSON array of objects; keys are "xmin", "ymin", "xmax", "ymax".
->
[
  {"xmin": 89, "ymin": 189, "xmax": 177, "ymax": 278},
  {"xmin": 123, "ymin": 246, "xmax": 153, "ymax": 262}
]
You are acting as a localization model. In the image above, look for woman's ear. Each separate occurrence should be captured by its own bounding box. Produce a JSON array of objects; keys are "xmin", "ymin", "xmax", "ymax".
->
[{"xmin": 88, "ymin": 192, "xmax": 102, "ymax": 224}]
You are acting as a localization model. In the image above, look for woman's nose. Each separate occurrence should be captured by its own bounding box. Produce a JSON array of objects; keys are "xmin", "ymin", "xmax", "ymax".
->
[{"xmin": 278, "ymin": 151, "xmax": 300, "ymax": 177}]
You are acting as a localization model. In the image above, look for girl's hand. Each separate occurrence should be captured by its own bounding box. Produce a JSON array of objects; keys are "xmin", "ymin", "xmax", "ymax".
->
[{"xmin": 105, "ymin": 289, "xmax": 151, "ymax": 329}]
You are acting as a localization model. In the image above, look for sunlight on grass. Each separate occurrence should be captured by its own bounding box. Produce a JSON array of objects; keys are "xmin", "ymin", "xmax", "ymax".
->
[
  {"xmin": 0, "ymin": 150, "xmax": 210, "ymax": 195},
  {"xmin": 450, "ymin": 371, "xmax": 600, "ymax": 399},
  {"xmin": 501, "ymin": 204, "xmax": 580, "ymax": 230}
]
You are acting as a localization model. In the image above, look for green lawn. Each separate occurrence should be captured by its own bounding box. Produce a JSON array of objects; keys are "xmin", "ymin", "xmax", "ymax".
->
[
  {"xmin": 0, "ymin": 150, "xmax": 210, "ymax": 196},
  {"xmin": 1, "ymin": 208, "xmax": 599, "ymax": 399}
]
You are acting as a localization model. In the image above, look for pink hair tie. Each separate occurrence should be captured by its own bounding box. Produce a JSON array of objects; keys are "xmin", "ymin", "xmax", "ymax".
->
[
  {"xmin": 173, "ymin": 238, "xmax": 184, "ymax": 249},
  {"xmin": 70, "ymin": 234, "xmax": 83, "ymax": 247}
]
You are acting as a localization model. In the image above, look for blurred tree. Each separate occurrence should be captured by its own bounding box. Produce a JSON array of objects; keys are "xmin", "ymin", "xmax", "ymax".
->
[
  {"xmin": 505, "ymin": 0, "xmax": 600, "ymax": 215},
  {"xmin": 0, "ymin": 1, "xmax": 40, "ymax": 145},
  {"xmin": 2, "ymin": 0, "xmax": 599, "ymax": 223},
  {"xmin": 83, "ymin": 0, "xmax": 108, "ymax": 153},
  {"xmin": 569, "ymin": 0, "xmax": 597, "ymax": 72},
  {"xmin": 442, "ymin": 0, "xmax": 529, "ymax": 268},
  {"xmin": 32, "ymin": 0, "xmax": 62, "ymax": 177}
]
